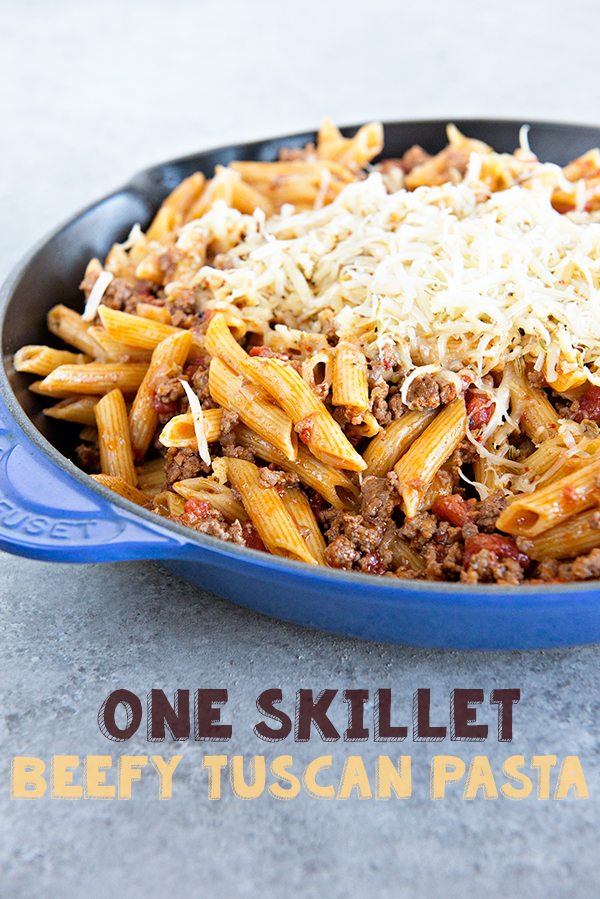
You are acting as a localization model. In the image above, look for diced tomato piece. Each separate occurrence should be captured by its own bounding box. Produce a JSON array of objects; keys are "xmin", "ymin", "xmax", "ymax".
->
[
  {"xmin": 432, "ymin": 494, "xmax": 471, "ymax": 527},
  {"xmin": 463, "ymin": 534, "xmax": 530, "ymax": 568},
  {"xmin": 183, "ymin": 498, "xmax": 212, "ymax": 519},
  {"xmin": 152, "ymin": 398, "xmax": 180, "ymax": 416},
  {"xmin": 574, "ymin": 385, "xmax": 600, "ymax": 424},
  {"xmin": 242, "ymin": 523, "xmax": 266, "ymax": 552},
  {"xmin": 466, "ymin": 390, "xmax": 495, "ymax": 430}
]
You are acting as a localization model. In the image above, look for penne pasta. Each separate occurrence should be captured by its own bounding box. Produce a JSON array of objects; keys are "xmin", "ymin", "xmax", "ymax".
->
[
  {"xmin": 507, "ymin": 361, "xmax": 560, "ymax": 444},
  {"xmin": 98, "ymin": 305, "xmax": 181, "ymax": 350},
  {"xmin": 281, "ymin": 488, "xmax": 327, "ymax": 565},
  {"xmin": 91, "ymin": 474, "xmax": 151, "ymax": 507},
  {"xmin": 34, "ymin": 362, "xmax": 148, "ymax": 397},
  {"xmin": 95, "ymin": 388, "xmax": 137, "ymax": 485},
  {"xmin": 317, "ymin": 118, "xmax": 384, "ymax": 168},
  {"xmin": 159, "ymin": 408, "xmax": 224, "ymax": 449},
  {"xmin": 363, "ymin": 410, "xmax": 437, "ymax": 477},
  {"xmin": 146, "ymin": 171, "xmax": 207, "ymax": 240},
  {"xmin": 226, "ymin": 458, "xmax": 317, "ymax": 563},
  {"xmin": 172, "ymin": 477, "xmax": 248, "ymax": 522},
  {"xmin": 497, "ymin": 458, "xmax": 600, "ymax": 537},
  {"xmin": 208, "ymin": 357, "xmax": 297, "ymax": 461},
  {"xmin": 13, "ymin": 345, "xmax": 90, "ymax": 376},
  {"xmin": 129, "ymin": 329, "xmax": 193, "ymax": 461},
  {"xmin": 153, "ymin": 490, "xmax": 186, "ymax": 518},
  {"xmin": 43, "ymin": 396, "xmax": 100, "ymax": 427},
  {"xmin": 235, "ymin": 425, "xmax": 358, "ymax": 510},
  {"xmin": 87, "ymin": 326, "xmax": 153, "ymax": 362},
  {"xmin": 47, "ymin": 305, "xmax": 102, "ymax": 357},
  {"xmin": 332, "ymin": 341, "xmax": 369, "ymax": 413},
  {"xmin": 394, "ymin": 399, "xmax": 467, "ymax": 517},
  {"xmin": 135, "ymin": 302, "xmax": 172, "ymax": 324},
  {"xmin": 137, "ymin": 458, "xmax": 167, "ymax": 496},
  {"xmin": 250, "ymin": 356, "xmax": 366, "ymax": 472},
  {"xmin": 527, "ymin": 509, "xmax": 600, "ymax": 560}
]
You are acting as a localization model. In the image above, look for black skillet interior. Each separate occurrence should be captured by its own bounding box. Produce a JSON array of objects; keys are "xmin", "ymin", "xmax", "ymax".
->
[{"xmin": 3, "ymin": 119, "xmax": 600, "ymax": 462}]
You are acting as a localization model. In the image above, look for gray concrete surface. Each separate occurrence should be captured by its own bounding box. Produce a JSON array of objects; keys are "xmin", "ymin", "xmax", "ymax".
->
[{"xmin": 2, "ymin": 1, "xmax": 600, "ymax": 896}]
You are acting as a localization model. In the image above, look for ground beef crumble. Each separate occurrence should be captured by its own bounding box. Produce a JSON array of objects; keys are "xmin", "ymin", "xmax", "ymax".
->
[
  {"xmin": 258, "ymin": 467, "xmax": 300, "ymax": 491},
  {"xmin": 164, "ymin": 447, "xmax": 211, "ymax": 485},
  {"xmin": 76, "ymin": 443, "xmax": 100, "ymax": 473}
]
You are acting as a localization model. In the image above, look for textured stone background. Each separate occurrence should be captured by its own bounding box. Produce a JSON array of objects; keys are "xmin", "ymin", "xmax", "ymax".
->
[{"xmin": 2, "ymin": 1, "xmax": 600, "ymax": 896}]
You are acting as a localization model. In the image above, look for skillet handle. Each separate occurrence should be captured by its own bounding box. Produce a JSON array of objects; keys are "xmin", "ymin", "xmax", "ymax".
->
[{"xmin": 0, "ymin": 393, "xmax": 190, "ymax": 563}]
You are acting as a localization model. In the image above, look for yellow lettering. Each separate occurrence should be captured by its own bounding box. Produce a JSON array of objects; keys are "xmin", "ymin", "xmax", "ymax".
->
[
  {"xmin": 337, "ymin": 756, "xmax": 372, "ymax": 800},
  {"xmin": 11, "ymin": 757, "xmax": 47, "ymax": 800},
  {"xmin": 376, "ymin": 756, "xmax": 412, "ymax": 799},
  {"xmin": 269, "ymin": 755, "xmax": 300, "ymax": 800},
  {"xmin": 52, "ymin": 755, "xmax": 82, "ymax": 800},
  {"xmin": 531, "ymin": 755, "xmax": 557, "ymax": 800},
  {"xmin": 118, "ymin": 756, "xmax": 148, "ymax": 800},
  {"xmin": 84, "ymin": 755, "xmax": 115, "ymax": 800},
  {"xmin": 463, "ymin": 756, "xmax": 498, "ymax": 800},
  {"xmin": 150, "ymin": 755, "xmax": 182, "ymax": 800},
  {"xmin": 501, "ymin": 755, "xmax": 533, "ymax": 799},
  {"xmin": 303, "ymin": 756, "xmax": 334, "ymax": 799},
  {"xmin": 202, "ymin": 755, "xmax": 228, "ymax": 800},
  {"xmin": 230, "ymin": 756, "xmax": 266, "ymax": 800},
  {"xmin": 431, "ymin": 755, "xmax": 466, "ymax": 800},
  {"xmin": 554, "ymin": 756, "xmax": 589, "ymax": 800}
]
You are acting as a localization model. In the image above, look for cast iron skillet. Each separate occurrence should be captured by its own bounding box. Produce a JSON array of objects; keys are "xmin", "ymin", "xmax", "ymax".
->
[{"xmin": 2, "ymin": 119, "xmax": 600, "ymax": 650}]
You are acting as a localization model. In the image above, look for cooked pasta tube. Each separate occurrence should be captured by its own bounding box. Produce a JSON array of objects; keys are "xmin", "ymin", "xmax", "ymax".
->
[
  {"xmin": 235, "ymin": 425, "xmax": 358, "ymax": 510},
  {"xmin": 159, "ymin": 408, "xmax": 224, "ymax": 449},
  {"xmin": 153, "ymin": 490, "xmax": 187, "ymax": 518},
  {"xmin": 226, "ymin": 459, "xmax": 317, "ymax": 563},
  {"xmin": 95, "ymin": 389, "xmax": 137, "ymax": 486},
  {"xmin": 389, "ymin": 537, "xmax": 426, "ymax": 574},
  {"xmin": 78, "ymin": 426, "xmax": 97, "ymax": 443},
  {"xmin": 250, "ymin": 357, "xmax": 366, "ymax": 472},
  {"xmin": 193, "ymin": 167, "xmax": 274, "ymax": 217},
  {"xmin": 135, "ymin": 302, "xmax": 172, "ymax": 324},
  {"xmin": 91, "ymin": 474, "xmax": 151, "ymax": 507},
  {"xmin": 507, "ymin": 361, "xmax": 560, "ymax": 444},
  {"xmin": 527, "ymin": 509, "xmax": 600, "ymax": 560},
  {"xmin": 332, "ymin": 341, "xmax": 369, "ymax": 413},
  {"xmin": 350, "ymin": 412, "xmax": 381, "ymax": 439},
  {"xmin": 146, "ymin": 171, "xmax": 207, "ymax": 240},
  {"xmin": 363, "ymin": 410, "xmax": 437, "ymax": 477},
  {"xmin": 98, "ymin": 306, "xmax": 181, "ymax": 350},
  {"xmin": 302, "ymin": 350, "xmax": 332, "ymax": 398},
  {"xmin": 417, "ymin": 469, "xmax": 454, "ymax": 513},
  {"xmin": 129, "ymin": 330, "xmax": 193, "ymax": 460},
  {"xmin": 47, "ymin": 305, "xmax": 102, "ymax": 357},
  {"xmin": 281, "ymin": 488, "xmax": 327, "ymax": 565},
  {"xmin": 497, "ymin": 458, "xmax": 600, "ymax": 537},
  {"xmin": 208, "ymin": 357, "xmax": 297, "ymax": 461},
  {"xmin": 205, "ymin": 313, "xmax": 257, "ymax": 379},
  {"xmin": 472, "ymin": 454, "xmax": 502, "ymax": 494},
  {"xmin": 43, "ymin": 396, "xmax": 100, "ymax": 427},
  {"xmin": 394, "ymin": 399, "xmax": 467, "ymax": 518},
  {"xmin": 35, "ymin": 362, "xmax": 148, "ymax": 397},
  {"xmin": 172, "ymin": 478, "xmax": 248, "ymax": 522},
  {"xmin": 14, "ymin": 345, "xmax": 90, "ymax": 376},
  {"xmin": 87, "ymin": 326, "xmax": 153, "ymax": 362},
  {"xmin": 317, "ymin": 118, "xmax": 384, "ymax": 168},
  {"xmin": 137, "ymin": 458, "xmax": 167, "ymax": 496}
]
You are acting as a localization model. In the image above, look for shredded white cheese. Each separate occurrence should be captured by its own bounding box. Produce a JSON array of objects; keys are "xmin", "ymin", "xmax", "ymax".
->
[
  {"xmin": 193, "ymin": 172, "xmax": 600, "ymax": 391},
  {"xmin": 179, "ymin": 379, "xmax": 211, "ymax": 466},
  {"xmin": 82, "ymin": 271, "xmax": 113, "ymax": 321}
]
